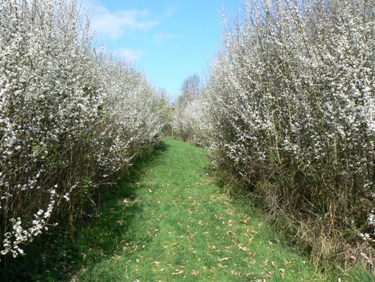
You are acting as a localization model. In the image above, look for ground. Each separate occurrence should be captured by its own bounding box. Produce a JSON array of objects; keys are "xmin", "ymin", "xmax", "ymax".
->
[{"xmin": 75, "ymin": 138, "xmax": 333, "ymax": 281}]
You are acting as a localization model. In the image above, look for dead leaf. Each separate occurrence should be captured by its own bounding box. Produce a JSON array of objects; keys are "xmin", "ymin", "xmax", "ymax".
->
[
  {"xmin": 116, "ymin": 220, "xmax": 125, "ymax": 225},
  {"xmin": 249, "ymin": 259, "xmax": 257, "ymax": 265},
  {"xmin": 271, "ymin": 261, "xmax": 276, "ymax": 267},
  {"xmin": 230, "ymin": 270, "xmax": 241, "ymax": 277},
  {"xmin": 172, "ymin": 269, "xmax": 185, "ymax": 276},
  {"xmin": 112, "ymin": 254, "xmax": 122, "ymax": 260},
  {"xmin": 209, "ymin": 244, "xmax": 217, "ymax": 250},
  {"xmin": 192, "ymin": 270, "xmax": 200, "ymax": 276},
  {"xmin": 122, "ymin": 198, "xmax": 131, "ymax": 205},
  {"xmin": 217, "ymin": 263, "xmax": 228, "ymax": 268},
  {"xmin": 171, "ymin": 242, "xmax": 179, "ymax": 247},
  {"xmin": 240, "ymin": 218, "xmax": 250, "ymax": 224},
  {"xmin": 217, "ymin": 257, "xmax": 230, "ymax": 262},
  {"xmin": 279, "ymin": 268, "xmax": 285, "ymax": 278},
  {"xmin": 238, "ymin": 244, "xmax": 249, "ymax": 252},
  {"xmin": 248, "ymin": 236, "xmax": 254, "ymax": 244},
  {"xmin": 151, "ymin": 261, "xmax": 160, "ymax": 267},
  {"xmin": 188, "ymin": 232, "xmax": 197, "ymax": 241}
]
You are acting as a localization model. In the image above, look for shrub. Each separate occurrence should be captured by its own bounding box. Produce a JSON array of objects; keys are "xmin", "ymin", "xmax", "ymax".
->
[
  {"xmin": 0, "ymin": 0, "xmax": 166, "ymax": 259},
  {"xmin": 189, "ymin": 0, "xmax": 375, "ymax": 269}
]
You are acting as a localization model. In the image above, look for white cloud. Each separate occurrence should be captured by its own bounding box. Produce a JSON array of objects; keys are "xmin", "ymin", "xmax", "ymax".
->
[
  {"xmin": 153, "ymin": 32, "xmax": 174, "ymax": 45},
  {"xmin": 83, "ymin": 1, "xmax": 159, "ymax": 40},
  {"xmin": 113, "ymin": 48, "xmax": 142, "ymax": 62}
]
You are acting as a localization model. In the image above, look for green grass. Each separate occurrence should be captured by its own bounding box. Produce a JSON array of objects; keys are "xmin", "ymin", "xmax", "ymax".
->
[
  {"xmin": 2, "ymin": 138, "xmax": 372, "ymax": 281},
  {"xmin": 74, "ymin": 138, "xmax": 334, "ymax": 281}
]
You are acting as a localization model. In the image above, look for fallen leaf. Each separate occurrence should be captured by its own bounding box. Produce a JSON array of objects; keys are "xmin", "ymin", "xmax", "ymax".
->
[
  {"xmin": 188, "ymin": 232, "xmax": 197, "ymax": 241},
  {"xmin": 248, "ymin": 236, "xmax": 254, "ymax": 244},
  {"xmin": 271, "ymin": 261, "xmax": 276, "ymax": 267},
  {"xmin": 152, "ymin": 261, "xmax": 160, "ymax": 266},
  {"xmin": 249, "ymin": 259, "xmax": 257, "ymax": 265},
  {"xmin": 238, "ymin": 244, "xmax": 249, "ymax": 252},
  {"xmin": 230, "ymin": 270, "xmax": 241, "ymax": 277},
  {"xmin": 172, "ymin": 269, "xmax": 185, "ymax": 276},
  {"xmin": 209, "ymin": 244, "xmax": 217, "ymax": 250},
  {"xmin": 217, "ymin": 263, "xmax": 227, "ymax": 268},
  {"xmin": 122, "ymin": 198, "xmax": 131, "ymax": 205},
  {"xmin": 279, "ymin": 268, "xmax": 285, "ymax": 278},
  {"xmin": 116, "ymin": 220, "xmax": 125, "ymax": 225},
  {"xmin": 192, "ymin": 270, "xmax": 200, "ymax": 276},
  {"xmin": 217, "ymin": 257, "xmax": 230, "ymax": 262},
  {"xmin": 265, "ymin": 271, "xmax": 274, "ymax": 278},
  {"xmin": 112, "ymin": 254, "xmax": 122, "ymax": 260}
]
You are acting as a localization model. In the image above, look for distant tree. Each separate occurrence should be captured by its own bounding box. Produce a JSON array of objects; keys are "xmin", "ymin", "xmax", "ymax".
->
[
  {"xmin": 178, "ymin": 74, "xmax": 201, "ymax": 106},
  {"xmin": 172, "ymin": 74, "xmax": 211, "ymax": 143}
]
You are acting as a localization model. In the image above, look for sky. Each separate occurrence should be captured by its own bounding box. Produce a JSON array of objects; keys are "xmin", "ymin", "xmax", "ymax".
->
[{"xmin": 82, "ymin": 0, "xmax": 244, "ymax": 99}]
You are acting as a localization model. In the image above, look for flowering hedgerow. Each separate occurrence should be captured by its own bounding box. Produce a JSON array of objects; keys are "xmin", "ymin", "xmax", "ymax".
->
[
  {"xmin": 175, "ymin": 0, "xmax": 374, "ymax": 268},
  {"xmin": 0, "ymin": 0, "xmax": 166, "ymax": 258}
]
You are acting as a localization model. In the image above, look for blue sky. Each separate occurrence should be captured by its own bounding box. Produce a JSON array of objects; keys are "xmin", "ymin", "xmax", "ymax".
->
[{"xmin": 83, "ymin": 0, "xmax": 244, "ymax": 99}]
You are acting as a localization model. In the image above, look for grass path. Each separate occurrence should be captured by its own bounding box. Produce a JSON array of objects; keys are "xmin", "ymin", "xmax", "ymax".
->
[{"xmin": 76, "ymin": 138, "xmax": 332, "ymax": 281}]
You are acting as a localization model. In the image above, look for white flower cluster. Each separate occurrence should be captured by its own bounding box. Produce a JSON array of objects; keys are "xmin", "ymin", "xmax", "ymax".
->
[
  {"xmin": 360, "ymin": 209, "xmax": 375, "ymax": 244},
  {"xmin": 0, "ymin": 0, "xmax": 166, "ymax": 258}
]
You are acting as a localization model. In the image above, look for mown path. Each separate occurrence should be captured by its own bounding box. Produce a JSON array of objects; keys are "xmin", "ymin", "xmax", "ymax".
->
[{"xmin": 76, "ymin": 138, "xmax": 330, "ymax": 281}]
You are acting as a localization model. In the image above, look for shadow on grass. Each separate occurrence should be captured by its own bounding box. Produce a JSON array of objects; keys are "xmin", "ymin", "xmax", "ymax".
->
[{"xmin": 0, "ymin": 141, "xmax": 170, "ymax": 282}]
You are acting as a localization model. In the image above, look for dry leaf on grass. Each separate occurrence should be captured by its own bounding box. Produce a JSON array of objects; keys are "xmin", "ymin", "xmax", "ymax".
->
[
  {"xmin": 122, "ymin": 198, "xmax": 131, "ymax": 205},
  {"xmin": 217, "ymin": 263, "xmax": 228, "ymax": 268},
  {"xmin": 230, "ymin": 270, "xmax": 241, "ymax": 277},
  {"xmin": 172, "ymin": 269, "xmax": 185, "ymax": 276},
  {"xmin": 265, "ymin": 271, "xmax": 274, "ymax": 279},
  {"xmin": 112, "ymin": 254, "xmax": 122, "ymax": 260},
  {"xmin": 217, "ymin": 257, "xmax": 230, "ymax": 262},
  {"xmin": 279, "ymin": 268, "xmax": 285, "ymax": 278},
  {"xmin": 238, "ymin": 244, "xmax": 249, "ymax": 252},
  {"xmin": 116, "ymin": 220, "xmax": 125, "ymax": 225},
  {"xmin": 192, "ymin": 270, "xmax": 200, "ymax": 276},
  {"xmin": 209, "ymin": 243, "xmax": 217, "ymax": 250},
  {"xmin": 151, "ymin": 261, "xmax": 160, "ymax": 266},
  {"xmin": 188, "ymin": 232, "xmax": 197, "ymax": 240}
]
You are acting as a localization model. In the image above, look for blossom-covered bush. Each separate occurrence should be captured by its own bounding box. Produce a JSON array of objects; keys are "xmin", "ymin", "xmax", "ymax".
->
[
  {"xmin": 181, "ymin": 0, "xmax": 374, "ymax": 268},
  {"xmin": 172, "ymin": 75, "xmax": 212, "ymax": 145},
  {"xmin": 0, "ymin": 0, "xmax": 166, "ymax": 259},
  {"xmin": 172, "ymin": 96, "xmax": 212, "ymax": 145}
]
